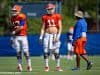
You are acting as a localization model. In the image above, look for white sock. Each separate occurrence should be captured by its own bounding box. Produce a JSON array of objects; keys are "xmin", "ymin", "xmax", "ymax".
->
[
  {"xmin": 45, "ymin": 59, "xmax": 49, "ymax": 67},
  {"xmin": 56, "ymin": 58, "xmax": 60, "ymax": 67},
  {"xmin": 18, "ymin": 59, "xmax": 22, "ymax": 65},
  {"xmin": 27, "ymin": 59, "xmax": 31, "ymax": 67}
]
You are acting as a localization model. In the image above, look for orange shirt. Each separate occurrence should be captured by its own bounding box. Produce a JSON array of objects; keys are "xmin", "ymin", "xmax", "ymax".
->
[
  {"xmin": 42, "ymin": 13, "xmax": 62, "ymax": 30},
  {"xmin": 11, "ymin": 13, "xmax": 27, "ymax": 36}
]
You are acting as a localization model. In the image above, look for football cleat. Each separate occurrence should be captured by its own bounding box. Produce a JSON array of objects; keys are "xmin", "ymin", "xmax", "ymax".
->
[
  {"xmin": 72, "ymin": 67, "xmax": 80, "ymax": 71},
  {"xmin": 44, "ymin": 66, "xmax": 49, "ymax": 72},
  {"xmin": 56, "ymin": 67, "xmax": 63, "ymax": 71},
  {"xmin": 87, "ymin": 62, "xmax": 93, "ymax": 70},
  {"xmin": 17, "ymin": 64, "xmax": 23, "ymax": 72},
  {"xmin": 27, "ymin": 66, "xmax": 32, "ymax": 72}
]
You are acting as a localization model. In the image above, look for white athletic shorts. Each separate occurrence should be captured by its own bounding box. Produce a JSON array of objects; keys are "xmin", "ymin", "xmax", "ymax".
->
[
  {"xmin": 43, "ymin": 33, "xmax": 61, "ymax": 53},
  {"xmin": 10, "ymin": 36, "xmax": 29, "ymax": 53},
  {"xmin": 67, "ymin": 42, "xmax": 73, "ymax": 51}
]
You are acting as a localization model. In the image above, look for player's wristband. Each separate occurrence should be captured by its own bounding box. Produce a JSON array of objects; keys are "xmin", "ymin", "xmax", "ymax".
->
[
  {"xmin": 39, "ymin": 34, "xmax": 43, "ymax": 40},
  {"xmin": 12, "ymin": 31, "xmax": 16, "ymax": 35}
]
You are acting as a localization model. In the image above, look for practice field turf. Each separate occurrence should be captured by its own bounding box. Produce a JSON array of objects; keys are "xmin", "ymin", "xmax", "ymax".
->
[{"xmin": 0, "ymin": 56, "xmax": 100, "ymax": 75}]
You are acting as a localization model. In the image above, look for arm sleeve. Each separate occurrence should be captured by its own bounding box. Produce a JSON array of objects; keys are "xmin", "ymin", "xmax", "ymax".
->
[
  {"xmin": 19, "ymin": 13, "xmax": 26, "ymax": 26},
  {"xmin": 20, "ymin": 20, "xmax": 25, "ymax": 26}
]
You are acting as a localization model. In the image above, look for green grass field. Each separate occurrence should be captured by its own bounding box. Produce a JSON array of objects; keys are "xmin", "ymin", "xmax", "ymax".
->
[{"xmin": 0, "ymin": 56, "xmax": 100, "ymax": 75}]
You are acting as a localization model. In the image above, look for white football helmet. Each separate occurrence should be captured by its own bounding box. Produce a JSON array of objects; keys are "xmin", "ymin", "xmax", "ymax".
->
[
  {"xmin": 45, "ymin": 3, "xmax": 55, "ymax": 14},
  {"xmin": 11, "ymin": 5, "xmax": 21, "ymax": 16}
]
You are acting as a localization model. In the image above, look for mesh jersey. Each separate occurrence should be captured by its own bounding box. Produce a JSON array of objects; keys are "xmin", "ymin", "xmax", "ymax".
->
[
  {"xmin": 11, "ymin": 13, "xmax": 27, "ymax": 36},
  {"xmin": 42, "ymin": 13, "xmax": 62, "ymax": 30}
]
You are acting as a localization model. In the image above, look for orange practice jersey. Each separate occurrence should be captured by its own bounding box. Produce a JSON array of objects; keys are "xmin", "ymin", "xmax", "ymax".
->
[
  {"xmin": 11, "ymin": 13, "xmax": 27, "ymax": 36},
  {"xmin": 42, "ymin": 13, "xmax": 62, "ymax": 30}
]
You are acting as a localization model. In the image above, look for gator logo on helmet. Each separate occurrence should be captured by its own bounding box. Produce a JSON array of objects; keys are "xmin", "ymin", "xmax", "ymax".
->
[{"xmin": 11, "ymin": 5, "xmax": 21, "ymax": 12}]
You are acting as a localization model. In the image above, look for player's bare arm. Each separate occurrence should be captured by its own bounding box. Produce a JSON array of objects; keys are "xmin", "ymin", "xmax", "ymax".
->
[
  {"xmin": 11, "ymin": 23, "xmax": 24, "ymax": 35},
  {"xmin": 14, "ymin": 26, "xmax": 23, "ymax": 34},
  {"xmin": 56, "ymin": 19, "xmax": 62, "ymax": 42},
  {"xmin": 39, "ymin": 23, "xmax": 45, "ymax": 43}
]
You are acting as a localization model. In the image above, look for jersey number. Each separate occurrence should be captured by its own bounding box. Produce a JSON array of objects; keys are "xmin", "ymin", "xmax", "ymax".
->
[{"xmin": 47, "ymin": 19, "xmax": 56, "ymax": 26}]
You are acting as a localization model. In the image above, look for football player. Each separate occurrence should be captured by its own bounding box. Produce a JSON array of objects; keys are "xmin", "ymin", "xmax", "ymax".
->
[
  {"xmin": 67, "ymin": 26, "xmax": 74, "ymax": 60},
  {"xmin": 10, "ymin": 5, "xmax": 32, "ymax": 72},
  {"xmin": 39, "ymin": 3, "xmax": 63, "ymax": 72}
]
